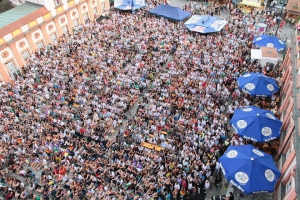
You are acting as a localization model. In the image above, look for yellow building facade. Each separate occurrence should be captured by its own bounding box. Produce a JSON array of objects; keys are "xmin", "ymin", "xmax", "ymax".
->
[{"xmin": 0, "ymin": 0, "xmax": 110, "ymax": 83}]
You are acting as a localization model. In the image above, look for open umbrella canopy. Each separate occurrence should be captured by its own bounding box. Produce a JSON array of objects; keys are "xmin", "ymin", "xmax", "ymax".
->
[
  {"xmin": 253, "ymin": 35, "xmax": 286, "ymax": 51},
  {"xmin": 219, "ymin": 145, "xmax": 281, "ymax": 194},
  {"xmin": 237, "ymin": 72, "xmax": 279, "ymax": 97},
  {"xmin": 230, "ymin": 106, "xmax": 282, "ymax": 142},
  {"xmin": 184, "ymin": 15, "xmax": 228, "ymax": 33},
  {"xmin": 148, "ymin": 5, "xmax": 191, "ymax": 21},
  {"xmin": 114, "ymin": 0, "xmax": 145, "ymax": 10}
]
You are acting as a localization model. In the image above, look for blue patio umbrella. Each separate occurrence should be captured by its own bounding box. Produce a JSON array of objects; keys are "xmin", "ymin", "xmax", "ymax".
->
[
  {"xmin": 230, "ymin": 106, "xmax": 282, "ymax": 142},
  {"xmin": 114, "ymin": 0, "xmax": 145, "ymax": 10},
  {"xmin": 237, "ymin": 73, "xmax": 279, "ymax": 97},
  {"xmin": 219, "ymin": 145, "xmax": 281, "ymax": 194},
  {"xmin": 148, "ymin": 5, "xmax": 191, "ymax": 21},
  {"xmin": 184, "ymin": 15, "xmax": 228, "ymax": 34},
  {"xmin": 253, "ymin": 35, "xmax": 286, "ymax": 51}
]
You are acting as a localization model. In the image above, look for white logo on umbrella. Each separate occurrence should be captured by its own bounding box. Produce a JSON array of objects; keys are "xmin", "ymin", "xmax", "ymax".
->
[
  {"xmin": 279, "ymin": 40, "xmax": 284, "ymax": 44},
  {"xmin": 227, "ymin": 150, "xmax": 238, "ymax": 158},
  {"xmin": 261, "ymin": 127, "xmax": 272, "ymax": 136},
  {"xmin": 267, "ymin": 84, "xmax": 275, "ymax": 91},
  {"xmin": 266, "ymin": 43, "xmax": 275, "ymax": 48},
  {"xmin": 252, "ymin": 149, "xmax": 264, "ymax": 156},
  {"xmin": 242, "ymin": 73, "xmax": 251, "ymax": 77},
  {"xmin": 266, "ymin": 113, "xmax": 276, "ymax": 120},
  {"xmin": 265, "ymin": 169, "xmax": 275, "ymax": 182},
  {"xmin": 244, "ymin": 83, "xmax": 255, "ymax": 91},
  {"xmin": 242, "ymin": 108, "xmax": 253, "ymax": 112},
  {"xmin": 235, "ymin": 172, "xmax": 249, "ymax": 184},
  {"xmin": 237, "ymin": 120, "xmax": 247, "ymax": 129},
  {"xmin": 256, "ymin": 37, "xmax": 262, "ymax": 41}
]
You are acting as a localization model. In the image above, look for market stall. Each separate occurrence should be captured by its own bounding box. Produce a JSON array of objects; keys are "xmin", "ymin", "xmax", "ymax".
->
[{"xmin": 251, "ymin": 47, "xmax": 278, "ymax": 67}]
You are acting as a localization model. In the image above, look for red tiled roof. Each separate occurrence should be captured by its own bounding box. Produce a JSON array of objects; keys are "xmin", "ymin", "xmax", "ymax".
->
[{"xmin": 286, "ymin": 0, "xmax": 300, "ymax": 14}]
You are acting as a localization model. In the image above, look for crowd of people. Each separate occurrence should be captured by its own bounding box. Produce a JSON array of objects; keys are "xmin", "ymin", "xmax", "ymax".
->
[
  {"xmin": 0, "ymin": 1, "xmax": 283, "ymax": 200},
  {"xmin": 181, "ymin": 2, "xmax": 287, "ymax": 39}
]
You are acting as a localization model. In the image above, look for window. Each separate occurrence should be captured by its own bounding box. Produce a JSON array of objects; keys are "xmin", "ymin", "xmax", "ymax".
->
[
  {"xmin": 50, "ymin": 33, "xmax": 57, "ymax": 44},
  {"xmin": 5, "ymin": 60, "xmax": 20, "ymax": 80},
  {"xmin": 281, "ymin": 177, "xmax": 293, "ymax": 199},
  {"xmin": 282, "ymin": 146, "xmax": 288, "ymax": 165},
  {"xmin": 281, "ymin": 111, "xmax": 286, "ymax": 121},
  {"xmin": 102, "ymin": 3, "xmax": 105, "ymax": 14},
  {"xmin": 62, "ymin": 25, "xmax": 69, "ymax": 34},
  {"xmin": 286, "ymin": 123, "xmax": 292, "ymax": 134},
  {"xmin": 286, "ymin": 180, "xmax": 292, "ymax": 193},
  {"xmin": 286, "ymin": 147, "xmax": 291, "ymax": 159},
  {"xmin": 93, "ymin": 7, "xmax": 98, "ymax": 15},
  {"xmin": 281, "ymin": 94, "xmax": 286, "ymax": 104},
  {"xmin": 83, "ymin": 13, "xmax": 89, "ymax": 22},
  {"xmin": 6, "ymin": 60, "xmax": 16, "ymax": 72},
  {"xmin": 281, "ymin": 127, "xmax": 294, "ymax": 166},
  {"xmin": 73, "ymin": 19, "xmax": 79, "ymax": 27},
  {"xmin": 22, "ymin": 50, "xmax": 30, "ymax": 61},
  {"xmin": 280, "ymin": 130, "xmax": 286, "ymax": 148},
  {"xmin": 36, "ymin": 40, "xmax": 44, "ymax": 49}
]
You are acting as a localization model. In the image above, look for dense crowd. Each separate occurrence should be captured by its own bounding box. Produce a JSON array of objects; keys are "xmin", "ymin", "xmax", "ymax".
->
[
  {"xmin": 181, "ymin": 2, "xmax": 286, "ymax": 39},
  {"xmin": 0, "ymin": 2, "xmax": 282, "ymax": 200}
]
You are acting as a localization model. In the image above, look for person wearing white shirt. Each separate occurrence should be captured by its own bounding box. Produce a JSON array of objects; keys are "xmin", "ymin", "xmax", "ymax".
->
[
  {"xmin": 204, "ymin": 180, "xmax": 210, "ymax": 193},
  {"xmin": 174, "ymin": 182, "xmax": 180, "ymax": 190}
]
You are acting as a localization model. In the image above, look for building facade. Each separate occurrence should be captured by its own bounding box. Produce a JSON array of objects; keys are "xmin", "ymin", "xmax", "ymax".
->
[
  {"xmin": 0, "ymin": 0, "xmax": 110, "ymax": 83},
  {"xmin": 285, "ymin": 0, "xmax": 300, "ymax": 22},
  {"xmin": 273, "ymin": 30, "xmax": 299, "ymax": 200}
]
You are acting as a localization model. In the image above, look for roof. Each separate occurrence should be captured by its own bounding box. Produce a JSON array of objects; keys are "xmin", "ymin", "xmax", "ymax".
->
[
  {"xmin": 286, "ymin": 0, "xmax": 300, "ymax": 14},
  {"xmin": 0, "ymin": 2, "xmax": 43, "ymax": 29},
  {"xmin": 0, "ymin": 2, "xmax": 48, "ymax": 38},
  {"xmin": 261, "ymin": 47, "xmax": 278, "ymax": 59}
]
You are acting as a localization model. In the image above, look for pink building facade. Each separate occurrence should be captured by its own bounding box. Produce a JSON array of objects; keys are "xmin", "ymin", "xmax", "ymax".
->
[{"xmin": 273, "ymin": 31, "xmax": 300, "ymax": 200}]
